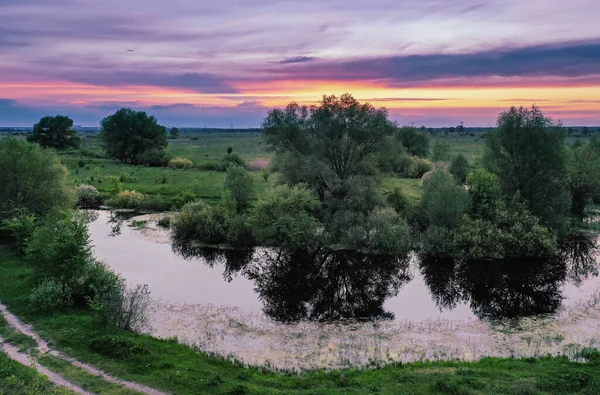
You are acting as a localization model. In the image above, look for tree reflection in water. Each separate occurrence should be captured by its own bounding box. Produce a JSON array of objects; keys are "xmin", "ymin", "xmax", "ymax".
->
[
  {"xmin": 246, "ymin": 249, "xmax": 411, "ymax": 322},
  {"xmin": 173, "ymin": 242, "xmax": 411, "ymax": 322},
  {"xmin": 420, "ymin": 234, "xmax": 598, "ymax": 320},
  {"xmin": 172, "ymin": 237, "xmax": 598, "ymax": 323}
]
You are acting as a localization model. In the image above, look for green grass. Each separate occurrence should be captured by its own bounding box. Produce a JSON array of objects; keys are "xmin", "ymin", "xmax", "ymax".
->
[
  {"xmin": 37, "ymin": 354, "xmax": 142, "ymax": 395},
  {"xmin": 2, "ymin": 246, "xmax": 600, "ymax": 394},
  {"xmin": 61, "ymin": 156, "xmax": 275, "ymax": 206},
  {"xmin": 0, "ymin": 351, "xmax": 72, "ymax": 394}
]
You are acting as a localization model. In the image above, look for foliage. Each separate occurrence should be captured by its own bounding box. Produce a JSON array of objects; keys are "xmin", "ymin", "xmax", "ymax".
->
[
  {"xmin": 395, "ymin": 126, "xmax": 430, "ymax": 157},
  {"xmin": 25, "ymin": 211, "xmax": 93, "ymax": 287},
  {"xmin": 171, "ymin": 201, "xmax": 227, "ymax": 245},
  {"xmin": 225, "ymin": 214, "xmax": 255, "ymax": 247},
  {"xmin": 27, "ymin": 115, "xmax": 81, "ymax": 150},
  {"xmin": 263, "ymin": 94, "xmax": 395, "ymax": 206},
  {"xmin": 484, "ymin": 106, "xmax": 570, "ymax": 232},
  {"xmin": 454, "ymin": 200, "xmax": 557, "ymax": 260},
  {"xmin": 420, "ymin": 169, "xmax": 471, "ymax": 229},
  {"xmin": 76, "ymin": 184, "xmax": 102, "ymax": 208},
  {"xmin": 384, "ymin": 185, "xmax": 410, "ymax": 214},
  {"xmin": 169, "ymin": 127, "xmax": 180, "ymax": 139},
  {"xmin": 174, "ymin": 190, "xmax": 197, "ymax": 208},
  {"xmin": 431, "ymin": 140, "xmax": 451, "ymax": 162},
  {"xmin": 0, "ymin": 209, "xmax": 37, "ymax": 253},
  {"xmin": 98, "ymin": 284, "xmax": 151, "ymax": 332},
  {"xmin": 421, "ymin": 225, "xmax": 457, "ymax": 258},
  {"xmin": 224, "ymin": 164, "xmax": 255, "ymax": 213},
  {"xmin": 28, "ymin": 278, "xmax": 73, "ymax": 312},
  {"xmin": 465, "ymin": 169, "xmax": 503, "ymax": 219},
  {"xmin": 568, "ymin": 138, "xmax": 600, "ymax": 219},
  {"xmin": 220, "ymin": 153, "xmax": 248, "ymax": 170},
  {"xmin": 100, "ymin": 108, "xmax": 168, "ymax": 164},
  {"xmin": 0, "ymin": 138, "xmax": 75, "ymax": 221},
  {"xmin": 136, "ymin": 148, "xmax": 171, "ymax": 167},
  {"xmin": 89, "ymin": 335, "xmax": 150, "ymax": 359},
  {"xmin": 108, "ymin": 190, "xmax": 146, "ymax": 209},
  {"xmin": 168, "ymin": 157, "xmax": 194, "ymax": 169},
  {"xmin": 449, "ymin": 153, "xmax": 469, "ymax": 183},
  {"xmin": 346, "ymin": 207, "xmax": 412, "ymax": 254},
  {"xmin": 251, "ymin": 184, "xmax": 321, "ymax": 248}
]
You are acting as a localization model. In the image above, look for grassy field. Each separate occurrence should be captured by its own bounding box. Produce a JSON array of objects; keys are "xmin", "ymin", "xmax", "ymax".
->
[{"xmin": 1, "ymin": 246, "xmax": 600, "ymax": 394}]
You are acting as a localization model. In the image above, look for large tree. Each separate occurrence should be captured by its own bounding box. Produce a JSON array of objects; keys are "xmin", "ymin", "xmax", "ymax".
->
[
  {"xmin": 483, "ymin": 106, "xmax": 571, "ymax": 232},
  {"xmin": 263, "ymin": 94, "xmax": 397, "ymax": 244},
  {"xmin": 0, "ymin": 138, "xmax": 75, "ymax": 220},
  {"xmin": 395, "ymin": 126, "xmax": 430, "ymax": 157},
  {"xmin": 100, "ymin": 108, "xmax": 168, "ymax": 164},
  {"xmin": 263, "ymin": 94, "xmax": 394, "ymax": 200},
  {"xmin": 27, "ymin": 115, "xmax": 81, "ymax": 150}
]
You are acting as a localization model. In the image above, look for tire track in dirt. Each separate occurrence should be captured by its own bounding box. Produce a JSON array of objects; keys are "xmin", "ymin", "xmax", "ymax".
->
[{"xmin": 0, "ymin": 302, "xmax": 168, "ymax": 395}]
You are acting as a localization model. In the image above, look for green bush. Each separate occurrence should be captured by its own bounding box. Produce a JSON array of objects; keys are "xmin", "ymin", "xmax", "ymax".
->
[
  {"xmin": 224, "ymin": 164, "xmax": 255, "ymax": 213},
  {"xmin": 136, "ymin": 148, "xmax": 171, "ymax": 167},
  {"xmin": 0, "ymin": 138, "xmax": 75, "ymax": 221},
  {"xmin": 171, "ymin": 202, "xmax": 228, "ymax": 245},
  {"xmin": 77, "ymin": 261, "xmax": 125, "ymax": 308},
  {"xmin": 89, "ymin": 335, "xmax": 150, "ymax": 360},
  {"xmin": 174, "ymin": 191, "xmax": 197, "ymax": 209},
  {"xmin": 449, "ymin": 154, "xmax": 469, "ymax": 184},
  {"xmin": 0, "ymin": 209, "xmax": 37, "ymax": 253},
  {"xmin": 108, "ymin": 190, "xmax": 146, "ymax": 209},
  {"xmin": 225, "ymin": 214, "xmax": 255, "ymax": 247},
  {"xmin": 385, "ymin": 186, "xmax": 410, "ymax": 214},
  {"xmin": 28, "ymin": 278, "xmax": 73, "ymax": 312},
  {"xmin": 220, "ymin": 153, "xmax": 248, "ymax": 170},
  {"xmin": 421, "ymin": 169, "xmax": 471, "ymax": 229},
  {"xmin": 77, "ymin": 184, "xmax": 102, "ymax": 208},
  {"xmin": 251, "ymin": 184, "xmax": 321, "ymax": 248},
  {"xmin": 26, "ymin": 211, "xmax": 93, "ymax": 286},
  {"xmin": 168, "ymin": 157, "xmax": 194, "ymax": 169}
]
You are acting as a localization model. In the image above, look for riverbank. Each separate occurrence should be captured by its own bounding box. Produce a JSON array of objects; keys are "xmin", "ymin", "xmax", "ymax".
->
[{"xmin": 1, "ymin": 246, "xmax": 600, "ymax": 394}]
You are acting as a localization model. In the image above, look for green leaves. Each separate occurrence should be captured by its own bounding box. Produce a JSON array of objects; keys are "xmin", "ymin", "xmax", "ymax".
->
[
  {"xmin": 100, "ymin": 108, "xmax": 168, "ymax": 164},
  {"xmin": 27, "ymin": 115, "xmax": 81, "ymax": 150}
]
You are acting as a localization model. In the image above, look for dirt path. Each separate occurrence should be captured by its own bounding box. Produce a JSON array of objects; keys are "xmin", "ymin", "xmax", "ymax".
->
[{"xmin": 0, "ymin": 302, "xmax": 168, "ymax": 395}]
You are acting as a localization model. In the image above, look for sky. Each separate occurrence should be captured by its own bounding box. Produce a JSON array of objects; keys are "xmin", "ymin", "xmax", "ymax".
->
[{"xmin": 1, "ymin": 0, "xmax": 599, "ymax": 127}]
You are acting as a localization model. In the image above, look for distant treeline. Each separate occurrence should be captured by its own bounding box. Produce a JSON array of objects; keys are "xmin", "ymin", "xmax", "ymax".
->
[{"xmin": 1, "ymin": 126, "xmax": 598, "ymax": 136}]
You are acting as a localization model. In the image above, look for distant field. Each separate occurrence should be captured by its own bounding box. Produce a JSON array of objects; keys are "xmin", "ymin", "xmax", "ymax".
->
[{"xmin": 61, "ymin": 131, "xmax": 597, "ymax": 208}]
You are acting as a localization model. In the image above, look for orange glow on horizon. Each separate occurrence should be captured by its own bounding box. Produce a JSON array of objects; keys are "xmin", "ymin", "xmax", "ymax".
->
[{"xmin": 2, "ymin": 78, "xmax": 600, "ymax": 123}]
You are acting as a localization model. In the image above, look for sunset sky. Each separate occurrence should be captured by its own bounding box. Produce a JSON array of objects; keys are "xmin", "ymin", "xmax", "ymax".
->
[{"xmin": 1, "ymin": 0, "xmax": 599, "ymax": 127}]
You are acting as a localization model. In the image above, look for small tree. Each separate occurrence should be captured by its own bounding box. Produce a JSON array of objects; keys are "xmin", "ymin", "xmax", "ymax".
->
[
  {"xmin": 0, "ymin": 138, "xmax": 75, "ymax": 221},
  {"xmin": 483, "ymin": 106, "xmax": 570, "ymax": 232},
  {"xmin": 449, "ymin": 153, "xmax": 469, "ymax": 183},
  {"xmin": 100, "ymin": 108, "xmax": 168, "ymax": 164},
  {"xmin": 27, "ymin": 115, "xmax": 81, "ymax": 150},
  {"xmin": 582, "ymin": 127, "xmax": 591, "ymax": 137},
  {"xmin": 169, "ymin": 127, "xmax": 180, "ymax": 139},
  {"xmin": 227, "ymin": 146, "xmax": 233, "ymax": 154},
  {"xmin": 26, "ymin": 211, "xmax": 93, "ymax": 288},
  {"xmin": 421, "ymin": 170, "xmax": 471, "ymax": 229},
  {"xmin": 395, "ymin": 126, "xmax": 430, "ymax": 158},
  {"xmin": 224, "ymin": 164, "xmax": 255, "ymax": 213},
  {"xmin": 431, "ymin": 140, "xmax": 451, "ymax": 162}
]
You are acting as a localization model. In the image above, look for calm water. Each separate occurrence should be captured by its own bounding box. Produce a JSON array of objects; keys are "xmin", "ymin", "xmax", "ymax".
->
[
  {"xmin": 89, "ymin": 210, "xmax": 599, "ymax": 323},
  {"xmin": 87, "ymin": 210, "xmax": 600, "ymax": 369}
]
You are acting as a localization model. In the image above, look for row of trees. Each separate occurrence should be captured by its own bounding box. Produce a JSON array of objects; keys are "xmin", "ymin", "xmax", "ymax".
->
[
  {"xmin": 172, "ymin": 95, "xmax": 600, "ymax": 263},
  {"xmin": 26, "ymin": 110, "xmax": 180, "ymax": 166}
]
